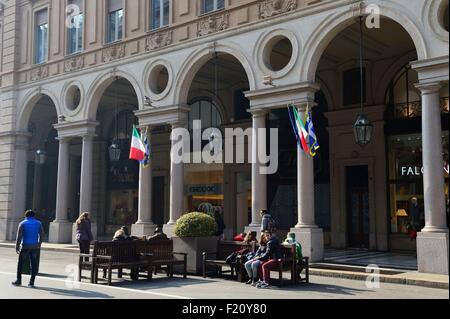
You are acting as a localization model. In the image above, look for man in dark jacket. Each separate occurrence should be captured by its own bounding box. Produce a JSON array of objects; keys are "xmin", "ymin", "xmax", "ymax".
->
[
  {"xmin": 257, "ymin": 231, "xmax": 281, "ymax": 289},
  {"xmin": 12, "ymin": 210, "xmax": 45, "ymax": 288}
]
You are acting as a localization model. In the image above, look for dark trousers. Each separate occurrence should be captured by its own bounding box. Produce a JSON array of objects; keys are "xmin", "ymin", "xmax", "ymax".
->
[
  {"xmin": 78, "ymin": 240, "xmax": 90, "ymax": 261},
  {"xmin": 17, "ymin": 249, "xmax": 39, "ymax": 283}
]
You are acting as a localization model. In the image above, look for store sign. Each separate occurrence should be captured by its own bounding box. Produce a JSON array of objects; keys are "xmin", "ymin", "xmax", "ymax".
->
[
  {"xmin": 186, "ymin": 184, "xmax": 223, "ymax": 195},
  {"xmin": 400, "ymin": 164, "xmax": 450, "ymax": 176}
]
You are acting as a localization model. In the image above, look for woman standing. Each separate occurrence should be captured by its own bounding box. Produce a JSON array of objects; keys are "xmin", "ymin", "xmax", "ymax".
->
[{"xmin": 76, "ymin": 212, "xmax": 93, "ymax": 256}]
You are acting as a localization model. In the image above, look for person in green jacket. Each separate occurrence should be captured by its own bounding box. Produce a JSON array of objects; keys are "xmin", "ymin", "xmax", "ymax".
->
[{"xmin": 283, "ymin": 233, "xmax": 303, "ymax": 259}]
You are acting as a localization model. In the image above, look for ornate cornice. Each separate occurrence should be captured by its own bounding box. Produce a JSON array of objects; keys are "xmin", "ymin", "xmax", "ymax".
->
[
  {"xmin": 102, "ymin": 43, "xmax": 126, "ymax": 63},
  {"xmin": 258, "ymin": 0, "xmax": 297, "ymax": 19},
  {"xmin": 197, "ymin": 13, "xmax": 230, "ymax": 37},
  {"xmin": 146, "ymin": 30, "xmax": 173, "ymax": 51},
  {"xmin": 64, "ymin": 55, "xmax": 85, "ymax": 73}
]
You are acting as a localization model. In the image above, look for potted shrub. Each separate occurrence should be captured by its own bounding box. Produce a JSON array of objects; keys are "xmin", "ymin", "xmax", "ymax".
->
[{"xmin": 172, "ymin": 212, "xmax": 219, "ymax": 275}]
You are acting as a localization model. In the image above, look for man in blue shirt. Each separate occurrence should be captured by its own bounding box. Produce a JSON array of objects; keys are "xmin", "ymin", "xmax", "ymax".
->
[{"xmin": 12, "ymin": 210, "xmax": 45, "ymax": 288}]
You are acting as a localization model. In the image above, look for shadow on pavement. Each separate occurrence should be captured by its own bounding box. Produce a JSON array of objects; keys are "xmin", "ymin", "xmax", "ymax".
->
[
  {"xmin": 269, "ymin": 282, "xmax": 372, "ymax": 296},
  {"xmin": 32, "ymin": 286, "xmax": 114, "ymax": 299}
]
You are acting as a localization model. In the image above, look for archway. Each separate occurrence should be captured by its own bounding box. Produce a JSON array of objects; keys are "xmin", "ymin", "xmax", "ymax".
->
[
  {"xmin": 23, "ymin": 95, "xmax": 59, "ymax": 237},
  {"xmin": 183, "ymin": 53, "xmax": 251, "ymax": 238},
  {"xmin": 312, "ymin": 16, "xmax": 436, "ymax": 262},
  {"xmin": 92, "ymin": 77, "xmax": 140, "ymax": 237}
]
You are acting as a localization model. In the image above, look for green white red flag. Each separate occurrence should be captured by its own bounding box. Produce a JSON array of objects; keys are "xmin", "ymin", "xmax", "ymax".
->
[{"xmin": 129, "ymin": 126, "xmax": 146, "ymax": 161}]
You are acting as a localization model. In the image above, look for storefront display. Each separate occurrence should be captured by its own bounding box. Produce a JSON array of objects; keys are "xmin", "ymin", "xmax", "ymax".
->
[{"xmin": 388, "ymin": 132, "xmax": 449, "ymax": 234}]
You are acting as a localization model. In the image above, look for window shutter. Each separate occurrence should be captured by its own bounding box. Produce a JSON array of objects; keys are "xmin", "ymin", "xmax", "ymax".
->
[
  {"xmin": 36, "ymin": 9, "xmax": 48, "ymax": 26},
  {"xmin": 109, "ymin": 0, "xmax": 123, "ymax": 13}
]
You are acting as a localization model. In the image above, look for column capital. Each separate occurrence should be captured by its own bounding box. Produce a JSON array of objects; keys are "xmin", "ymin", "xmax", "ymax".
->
[
  {"xmin": 248, "ymin": 108, "xmax": 269, "ymax": 118},
  {"xmin": 415, "ymin": 82, "xmax": 443, "ymax": 94},
  {"xmin": 56, "ymin": 136, "xmax": 72, "ymax": 144},
  {"xmin": 81, "ymin": 134, "xmax": 96, "ymax": 142}
]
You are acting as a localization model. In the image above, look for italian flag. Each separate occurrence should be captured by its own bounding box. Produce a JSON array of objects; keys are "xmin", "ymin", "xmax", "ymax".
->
[{"xmin": 129, "ymin": 126, "xmax": 146, "ymax": 161}]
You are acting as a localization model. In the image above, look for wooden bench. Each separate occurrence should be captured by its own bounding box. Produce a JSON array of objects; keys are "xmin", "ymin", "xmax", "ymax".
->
[
  {"xmin": 203, "ymin": 240, "xmax": 255, "ymax": 281},
  {"xmin": 135, "ymin": 239, "xmax": 187, "ymax": 278},
  {"xmin": 79, "ymin": 241, "xmax": 153, "ymax": 286},
  {"xmin": 274, "ymin": 245, "xmax": 309, "ymax": 286}
]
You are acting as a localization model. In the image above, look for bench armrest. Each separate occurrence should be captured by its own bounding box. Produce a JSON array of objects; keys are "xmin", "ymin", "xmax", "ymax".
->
[
  {"xmin": 173, "ymin": 252, "xmax": 187, "ymax": 257},
  {"xmin": 79, "ymin": 254, "xmax": 93, "ymax": 258}
]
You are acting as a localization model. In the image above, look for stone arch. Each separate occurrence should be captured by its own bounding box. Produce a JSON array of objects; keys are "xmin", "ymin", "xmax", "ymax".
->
[
  {"xmin": 375, "ymin": 51, "xmax": 419, "ymax": 104},
  {"xmin": 174, "ymin": 43, "xmax": 256, "ymax": 106},
  {"xmin": 84, "ymin": 69, "xmax": 144, "ymax": 121},
  {"xmin": 187, "ymin": 89, "xmax": 229, "ymax": 124},
  {"xmin": 301, "ymin": 3, "xmax": 428, "ymax": 82},
  {"xmin": 17, "ymin": 89, "xmax": 60, "ymax": 131}
]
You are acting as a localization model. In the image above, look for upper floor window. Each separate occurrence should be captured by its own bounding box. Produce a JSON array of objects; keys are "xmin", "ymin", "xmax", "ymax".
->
[
  {"xmin": 67, "ymin": 0, "xmax": 84, "ymax": 54},
  {"xmin": 201, "ymin": 0, "xmax": 224, "ymax": 14},
  {"xmin": 107, "ymin": 0, "xmax": 123, "ymax": 43},
  {"xmin": 343, "ymin": 67, "xmax": 366, "ymax": 106},
  {"xmin": 150, "ymin": 0, "xmax": 170, "ymax": 30},
  {"xmin": 35, "ymin": 9, "xmax": 48, "ymax": 64}
]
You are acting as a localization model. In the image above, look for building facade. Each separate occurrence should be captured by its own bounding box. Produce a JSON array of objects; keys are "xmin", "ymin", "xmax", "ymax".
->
[{"xmin": 0, "ymin": 0, "xmax": 448, "ymax": 274}]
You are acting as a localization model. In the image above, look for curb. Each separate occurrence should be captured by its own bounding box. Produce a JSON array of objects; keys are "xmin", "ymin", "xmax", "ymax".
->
[{"xmin": 308, "ymin": 269, "xmax": 449, "ymax": 290}]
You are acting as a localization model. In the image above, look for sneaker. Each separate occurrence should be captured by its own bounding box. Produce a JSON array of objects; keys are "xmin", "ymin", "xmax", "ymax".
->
[
  {"xmin": 28, "ymin": 282, "xmax": 35, "ymax": 288},
  {"xmin": 257, "ymin": 281, "xmax": 269, "ymax": 289},
  {"xmin": 252, "ymin": 280, "xmax": 261, "ymax": 287},
  {"xmin": 246, "ymin": 279, "xmax": 253, "ymax": 285},
  {"xmin": 11, "ymin": 280, "xmax": 21, "ymax": 287}
]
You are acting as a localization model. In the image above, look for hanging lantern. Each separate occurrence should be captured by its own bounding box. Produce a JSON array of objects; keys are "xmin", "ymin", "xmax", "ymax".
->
[
  {"xmin": 35, "ymin": 149, "xmax": 47, "ymax": 165},
  {"xmin": 353, "ymin": 114, "xmax": 373, "ymax": 146},
  {"xmin": 109, "ymin": 142, "xmax": 121, "ymax": 162}
]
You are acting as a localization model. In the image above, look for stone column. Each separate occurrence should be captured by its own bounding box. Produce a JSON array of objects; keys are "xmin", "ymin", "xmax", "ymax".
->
[
  {"xmin": 245, "ymin": 109, "xmax": 268, "ymax": 235},
  {"xmin": 290, "ymin": 106, "xmax": 323, "ymax": 262},
  {"xmin": 49, "ymin": 137, "xmax": 73, "ymax": 243},
  {"xmin": 164, "ymin": 122, "xmax": 186, "ymax": 237},
  {"xmin": 73, "ymin": 135, "xmax": 96, "ymax": 243},
  {"xmin": 132, "ymin": 127, "xmax": 156, "ymax": 237},
  {"xmin": 415, "ymin": 82, "xmax": 449, "ymax": 275},
  {"xmin": 9, "ymin": 134, "xmax": 29, "ymax": 240}
]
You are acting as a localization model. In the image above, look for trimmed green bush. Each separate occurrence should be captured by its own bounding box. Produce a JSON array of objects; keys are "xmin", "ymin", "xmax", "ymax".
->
[{"xmin": 174, "ymin": 212, "xmax": 217, "ymax": 237}]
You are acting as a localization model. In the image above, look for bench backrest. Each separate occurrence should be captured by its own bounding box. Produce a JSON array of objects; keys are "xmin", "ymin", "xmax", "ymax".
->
[
  {"xmin": 217, "ymin": 241, "xmax": 255, "ymax": 260},
  {"xmin": 93, "ymin": 241, "xmax": 139, "ymax": 263},
  {"xmin": 279, "ymin": 244, "xmax": 297, "ymax": 270},
  {"xmin": 135, "ymin": 239, "xmax": 174, "ymax": 260}
]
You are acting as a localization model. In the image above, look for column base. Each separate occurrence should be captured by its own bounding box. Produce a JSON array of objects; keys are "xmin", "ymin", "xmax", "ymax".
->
[
  {"xmin": 290, "ymin": 227, "xmax": 324, "ymax": 262},
  {"xmin": 131, "ymin": 222, "xmax": 157, "ymax": 238},
  {"xmin": 163, "ymin": 223, "xmax": 177, "ymax": 238},
  {"xmin": 72, "ymin": 222, "xmax": 97, "ymax": 244},
  {"xmin": 0, "ymin": 218, "xmax": 21, "ymax": 241},
  {"xmin": 49, "ymin": 221, "xmax": 73, "ymax": 244},
  {"xmin": 417, "ymin": 231, "xmax": 449, "ymax": 275}
]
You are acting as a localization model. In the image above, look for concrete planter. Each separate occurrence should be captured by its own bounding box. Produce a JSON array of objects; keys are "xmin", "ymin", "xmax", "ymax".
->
[{"xmin": 173, "ymin": 236, "xmax": 218, "ymax": 275}]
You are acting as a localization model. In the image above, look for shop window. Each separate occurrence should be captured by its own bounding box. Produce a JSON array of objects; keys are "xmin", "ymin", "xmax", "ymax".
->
[
  {"xmin": 343, "ymin": 68, "xmax": 366, "ymax": 106},
  {"xmin": 386, "ymin": 65, "xmax": 449, "ymax": 119},
  {"xmin": 387, "ymin": 133, "xmax": 449, "ymax": 234}
]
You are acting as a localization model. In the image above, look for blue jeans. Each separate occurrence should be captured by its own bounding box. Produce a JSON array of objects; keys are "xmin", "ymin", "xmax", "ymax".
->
[
  {"xmin": 245, "ymin": 259, "xmax": 262, "ymax": 280},
  {"xmin": 17, "ymin": 248, "xmax": 39, "ymax": 283}
]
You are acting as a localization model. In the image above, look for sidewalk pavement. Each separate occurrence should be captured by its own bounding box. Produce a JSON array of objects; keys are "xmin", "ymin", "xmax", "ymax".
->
[{"xmin": 1, "ymin": 241, "xmax": 448, "ymax": 290}]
